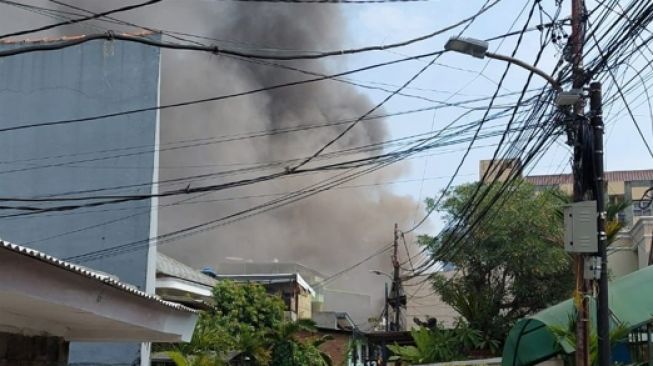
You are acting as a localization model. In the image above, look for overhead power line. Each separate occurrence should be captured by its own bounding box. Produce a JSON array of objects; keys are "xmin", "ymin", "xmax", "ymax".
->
[
  {"xmin": 288, "ymin": 0, "xmax": 496, "ymax": 171},
  {"xmin": 0, "ymin": 0, "xmax": 499, "ymax": 60},
  {"xmin": 0, "ymin": 0, "xmax": 161, "ymax": 40},
  {"xmin": 59, "ymin": 101, "xmax": 501, "ymax": 263},
  {"xmin": 0, "ymin": 109, "xmax": 522, "ymax": 215},
  {"xmin": 0, "ymin": 49, "xmax": 445, "ymax": 133},
  {"xmin": 218, "ymin": 0, "xmax": 429, "ymax": 3}
]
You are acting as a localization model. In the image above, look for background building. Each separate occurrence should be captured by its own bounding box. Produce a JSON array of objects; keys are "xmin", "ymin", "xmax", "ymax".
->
[
  {"xmin": 0, "ymin": 35, "xmax": 162, "ymax": 365},
  {"xmin": 480, "ymin": 159, "xmax": 653, "ymax": 277},
  {"xmin": 215, "ymin": 261, "xmax": 374, "ymax": 327},
  {"xmin": 403, "ymin": 161, "xmax": 653, "ymax": 332}
]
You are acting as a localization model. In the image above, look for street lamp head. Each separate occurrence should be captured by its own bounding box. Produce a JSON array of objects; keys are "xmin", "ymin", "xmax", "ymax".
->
[
  {"xmin": 444, "ymin": 37, "xmax": 489, "ymax": 59},
  {"xmin": 369, "ymin": 269, "xmax": 393, "ymax": 280}
]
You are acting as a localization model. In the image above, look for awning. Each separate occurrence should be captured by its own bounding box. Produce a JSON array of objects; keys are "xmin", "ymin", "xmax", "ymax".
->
[
  {"xmin": 502, "ymin": 265, "xmax": 653, "ymax": 366},
  {"xmin": 0, "ymin": 241, "xmax": 198, "ymax": 342}
]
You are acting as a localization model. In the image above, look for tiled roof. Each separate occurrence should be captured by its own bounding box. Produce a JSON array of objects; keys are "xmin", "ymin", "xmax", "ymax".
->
[
  {"xmin": 157, "ymin": 253, "xmax": 217, "ymax": 287},
  {"xmin": 0, "ymin": 240, "xmax": 198, "ymax": 314},
  {"xmin": 525, "ymin": 173, "xmax": 573, "ymax": 186},
  {"xmin": 526, "ymin": 169, "xmax": 653, "ymax": 186}
]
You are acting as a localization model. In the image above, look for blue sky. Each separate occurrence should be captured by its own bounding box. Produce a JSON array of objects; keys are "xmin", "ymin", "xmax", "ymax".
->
[{"xmin": 332, "ymin": 0, "xmax": 653, "ymax": 233}]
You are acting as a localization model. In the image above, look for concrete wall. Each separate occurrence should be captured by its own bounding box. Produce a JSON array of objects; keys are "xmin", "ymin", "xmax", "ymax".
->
[
  {"xmin": 631, "ymin": 217, "xmax": 653, "ymax": 269},
  {"xmin": 322, "ymin": 289, "xmax": 372, "ymax": 327},
  {"xmin": 608, "ymin": 245, "xmax": 639, "ymax": 278},
  {"xmin": 479, "ymin": 159, "xmax": 520, "ymax": 183},
  {"xmin": 298, "ymin": 292, "xmax": 313, "ymax": 319},
  {"xmin": 0, "ymin": 38, "xmax": 161, "ymax": 365},
  {"xmin": 0, "ymin": 332, "xmax": 69, "ymax": 366},
  {"xmin": 406, "ymin": 270, "xmax": 458, "ymax": 329}
]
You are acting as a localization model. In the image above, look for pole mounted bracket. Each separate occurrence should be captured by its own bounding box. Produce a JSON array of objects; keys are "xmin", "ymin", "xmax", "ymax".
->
[{"xmin": 584, "ymin": 256, "xmax": 601, "ymax": 280}]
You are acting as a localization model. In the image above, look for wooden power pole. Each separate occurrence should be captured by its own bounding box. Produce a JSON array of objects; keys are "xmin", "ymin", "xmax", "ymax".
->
[
  {"xmin": 570, "ymin": 0, "xmax": 590, "ymax": 365},
  {"xmin": 391, "ymin": 223, "xmax": 402, "ymax": 331}
]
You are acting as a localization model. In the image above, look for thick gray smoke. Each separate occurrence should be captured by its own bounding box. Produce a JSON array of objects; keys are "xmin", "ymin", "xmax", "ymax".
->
[{"xmin": 2, "ymin": 0, "xmax": 424, "ymax": 325}]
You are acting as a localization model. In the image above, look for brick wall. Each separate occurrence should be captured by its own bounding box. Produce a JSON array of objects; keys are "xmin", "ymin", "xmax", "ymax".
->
[
  {"xmin": 0, "ymin": 332, "xmax": 69, "ymax": 366},
  {"xmin": 297, "ymin": 330, "xmax": 351, "ymax": 366}
]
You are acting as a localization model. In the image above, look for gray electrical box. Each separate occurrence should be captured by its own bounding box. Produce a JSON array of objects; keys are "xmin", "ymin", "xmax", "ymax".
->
[{"xmin": 564, "ymin": 201, "xmax": 598, "ymax": 253}]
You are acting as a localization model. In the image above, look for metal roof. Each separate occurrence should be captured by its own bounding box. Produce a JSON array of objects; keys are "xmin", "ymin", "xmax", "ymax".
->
[
  {"xmin": 216, "ymin": 273, "xmax": 316, "ymax": 296},
  {"xmin": 526, "ymin": 169, "xmax": 653, "ymax": 186},
  {"xmin": 502, "ymin": 265, "xmax": 653, "ymax": 366},
  {"xmin": 216, "ymin": 261, "xmax": 326, "ymax": 286},
  {"xmin": 0, "ymin": 30, "xmax": 155, "ymax": 45},
  {"xmin": 0, "ymin": 240, "xmax": 198, "ymax": 314},
  {"xmin": 157, "ymin": 253, "xmax": 217, "ymax": 288}
]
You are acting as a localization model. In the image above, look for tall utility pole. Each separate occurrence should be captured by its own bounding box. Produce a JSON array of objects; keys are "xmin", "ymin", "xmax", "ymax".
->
[
  {"xmin": 590, "ymin": 81, "xmax": 610, "ymax": 366},
  {"xmin": 381, "ymin": 282, "xmax": 389, "ymax": 366},
  {"xmin": 570, "ymin": 0, "xmax": 590, "ymax": 364},
  {"xmin": 443, "ymin": 2, "xmax": 608, "ymax": 363},
  {"xmin": 390, "ymin": 223, "xmax": 404, "ymax": 331}
]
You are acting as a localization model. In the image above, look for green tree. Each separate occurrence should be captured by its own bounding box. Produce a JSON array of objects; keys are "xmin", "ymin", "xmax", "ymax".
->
[
  {"xmin": 165, "ymin": 280, "xmax": 331, "ymax": 366},
  {"xmin": 420, "ymin": 181, "xmax": 574, "ymax": 352},
  {"xmin": 270, "ymin": 319, "xmax": 332, "ymax": 366}
]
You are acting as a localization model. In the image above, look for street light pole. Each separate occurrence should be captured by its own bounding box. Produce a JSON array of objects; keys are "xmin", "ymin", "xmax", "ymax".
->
[{"xmin": 444, "ymin": 37, "xmax": 562, "ymax": 92}]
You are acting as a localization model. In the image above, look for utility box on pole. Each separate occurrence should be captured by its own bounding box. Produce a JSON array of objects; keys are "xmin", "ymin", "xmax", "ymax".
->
[{"xmin": 564, "ymin": 201, "xmax": 598, "ymax": 253}]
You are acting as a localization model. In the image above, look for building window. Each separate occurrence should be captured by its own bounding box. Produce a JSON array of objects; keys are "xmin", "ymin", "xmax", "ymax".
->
[{"xmin": 632, "ymin": 200, "xmax": 652, "ymax": 217}]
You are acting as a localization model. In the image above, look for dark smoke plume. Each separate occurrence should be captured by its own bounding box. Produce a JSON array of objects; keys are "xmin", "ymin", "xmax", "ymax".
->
[{"xmin": 1, "ymin": 0, "xmax": 425, "ymax": 325}]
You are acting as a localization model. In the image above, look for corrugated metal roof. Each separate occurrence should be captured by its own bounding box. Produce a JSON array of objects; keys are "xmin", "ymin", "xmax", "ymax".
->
[
  {"xmin": 525, "ymin": 169, "xmax": 653, "ymax": 186},
  {"xmin": 157, "ymin": 253, "xmax": 217, "ymax": 287},
  {"xmin": 0, "ymin": 240, "xmax": 198, "ymax": 314},
  {"xmin": 502, "ymin": 265, "xmax": 653, "ymax": 366}
]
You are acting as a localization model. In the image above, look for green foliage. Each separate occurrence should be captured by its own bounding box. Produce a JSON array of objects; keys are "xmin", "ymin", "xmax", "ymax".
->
[
  {"xmin": 606, "ymin": 200, "xmax": 629, "ymax": 243},
  {"xmin": 210, "ymin": 280, "xmax": 286, "ymax": 336},
  {"xmin": 387, "ymin": 324, "xmax": 489, "ymax": 364},
  {"xmin": 548, "ymin": 314, "xmax": 630, "ymax": 366},
  {"xmin": 420, "ymin": 181, "xmax": 575, "ymax": 352},
  {"xmin": 165, "ymin": 281, "xmax": 331, "ymax": 366},
  {"xmin": 165, "ymin": 350, "xmax": 226, "ymax": 366},
  {"xmin": 270, "ymin": 319, "xmax": 332, "ymax": 366}
]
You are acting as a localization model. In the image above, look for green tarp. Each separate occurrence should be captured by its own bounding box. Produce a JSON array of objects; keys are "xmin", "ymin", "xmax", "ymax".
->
[{"xmin": 502, "ymin": 265, "xmax": 653, "ymax": 366}]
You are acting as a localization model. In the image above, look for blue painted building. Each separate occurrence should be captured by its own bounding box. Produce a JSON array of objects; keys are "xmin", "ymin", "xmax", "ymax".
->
[{"xmin": 0, "ymin": 35, "xmax": 162, "ymax": 366}]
